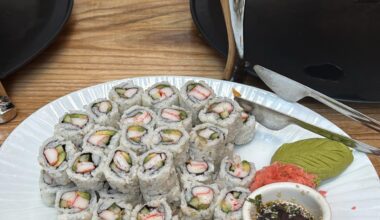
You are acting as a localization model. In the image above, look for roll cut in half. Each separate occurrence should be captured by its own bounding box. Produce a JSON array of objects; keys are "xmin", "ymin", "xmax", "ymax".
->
[
  {"xmin": 156, "ymin": 106, "xmax": 192, "ymax": 132},
  {"xmin": 38, "ymin": 136, "xmax": 78, "ymax": 185},
  {"xmin": 151, "ymin": 125, "xmax": 190, "ymax": 165},
  {"xmin": 39, "ymin": 170, "xmax": 75, "ymax": 207},
  {"xmin": 54, "ymin": 111, "xmax": 94, "ymax": 146},
  {"xmin": 180, "ymin": 182, "xmax": 219, "ymax": 220},
  {"xmin": 119, "ymin": 105, "xmax": 157, "ymax": 129},
  {"xmin": 82, "ymin": 126, "xmax": 120, "ymax": 154},
  {"xmin": 178, "ymin": 157, "xmax": 215, "ymax": 186},
  {"xmin": 198, "ymin": 97, "xmax": 243, "ymax": 143},
  {"xmin": 131, "ymin": 199, "xmax": 174, "ymax": 220},
  {"xmin": 234, "ymin": 111, "xmax": 256, "ymax": 145},
  {"xmin": 217, "ymin": 156, "xmax": 256, "ymax": 189},
  {"xmin": 55, "ymin": 188, "xmax": 97, "ymax": 220},
  {"xmin": 121, "ymin": 124, "xmax": 152, "ymax": 155},
  {"xmin": 137, "ymin": 150, "xmax": 181, "ymax": 203},
  {"xmin": 214, "ymin": 187, "xmax": 250, "ymax": 220},
  {"xmin": 189, "ymin": 123, "xmax": 228, "ymax": 167},
  {"xmin": 67, "ymin": 150, "xmax": 105, "ymax": 190},
  {"xmin": 179, "ymin": 80, "xmax": 215, "ymax": 124},
  {"xmin": 86, "ymin": 98, "xmax": 120, "ymax": 128},
  {"xmin": 92, "ymin": 198, "xmax": 132, "ymax": 220},
  {"xmin": 104, "ymin": 147, "xmax": 141, "ymax": 204},
  {"xmin": 142, "ymin": 81, "xmax": 180, "ymax": 112}
]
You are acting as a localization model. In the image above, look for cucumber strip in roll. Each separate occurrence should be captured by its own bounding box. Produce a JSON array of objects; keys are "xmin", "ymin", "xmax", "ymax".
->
[
  {"xmin": 157, "ymin": 106, "xmax": 192, "ymax": 132},
  {"xmin": 54, "ymin": 111, "xmax": 94, "ymax": 147},
  {"xmin": 234, "ymin": 111, "xmax": 256, "ymax": 145},
  {"xmin": 104, "ymin": 147, "xmax": 141, "ymax": 204},
  {"xmin": 38, "ymin": 136, "xmax": 78, "ymax": 185},
  {"xmin": 86, "ymin": 98, "xmax": 120, "ymax": 128},
  {"xmin": 109, "ymin": 82, "xmax": 143, "ymax": 113},
  {"xmin": 151, "ymin": 126, "xmax": 190, "ymax": 165},
  {"xmin": 131, "ymin": 199, "xmax": 173, "ymax": 220},
  {"xmin": 137, "ymin": 150, "xmax": 181, "ymax": 204},
  {"xmin": 198, "ymin": 97, "xmax": 243, "ymax": 143},
  {"xmin": 39, "ymin": 170, "xmax": 75, "ymax": 207},
  {"xmin": 93, "ymin": 198, "xmax": 132, "ymax": 220},
  {"xmin": 142, "ymin": 81, "xmax": 180, "ymax": 112},
  {"xmin": 55, "ymin": 188, "xmax": 97, "ymax": 220},
  {"xmin": 120, "ymin": 124, "xmax": 152, "ymax": 155},
  {"xmin": 217, "ymin": 156, "xmax": 256, "ymax": 189},
  {"xmin": 214, "ymin": 187, "xmax": 250, "ymax": 220},
  {"xmin": 179, "ymin": 80, "xmax": 215, "ymax": 125},
  {"xmin": 82, "ymin": 126, "xmax": 120, "ymax": 153},
  {"xmin": 67, "ymin": 150, "xmax": 105, "ymax": 190},
  {"xmin": 120, "ymin": 105, "xmax": 157, "ymax": 128},
  {"xmin": 189, "ymin": 123, "xmax": 228, "ymax": 167},
  {"xmin": 178, "ymin": 157, "xmax": 215, "ymax": 185},
  {"xmin": 180, "ymin": 182, "xmax": 219, "ymax": 220}
]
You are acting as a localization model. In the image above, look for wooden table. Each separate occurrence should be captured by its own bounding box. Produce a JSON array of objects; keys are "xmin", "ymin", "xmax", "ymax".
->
[{"xmin": 1, "ymin": 0, "xmax": 380, "ymax": 175}]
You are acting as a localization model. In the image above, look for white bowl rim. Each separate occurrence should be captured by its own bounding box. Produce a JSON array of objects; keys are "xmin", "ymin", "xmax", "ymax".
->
[{"xmin": 242, "ymin": 182, "xmax": 331, "ymax": 220}]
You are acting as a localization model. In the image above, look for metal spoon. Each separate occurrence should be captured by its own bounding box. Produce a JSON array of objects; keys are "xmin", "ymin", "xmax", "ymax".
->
[{"xmin": 254, "ymin": 65, "xmax": 380, "ymax": 132}]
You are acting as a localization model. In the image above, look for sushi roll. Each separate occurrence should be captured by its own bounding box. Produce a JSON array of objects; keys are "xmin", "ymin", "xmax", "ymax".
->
[
  {"xmin": 198, "ymin": 97, "xmax": 243, "ymax": 143},
  {"xmin": 214, "ymin": 187, "xmax": 250, "ymax": 220},
  {"xmin": 119, "ymin": 105, "xmax": 157, "ymax": 128},
  {"xmin": 217, "ymin": 156, "xmax": 256, "ymax": 189},
  {"xmin": 180, "ymin": 182, "xmax": 219, "ymax": 220},
  {"xmin": 82, "ymin": 126, "xmax": 120, "ymax": 154},
  {"xmin": 142, "ymin": 81, "xmax": 180, "ymax": 112},
  {"xmin": 151, "ymin": 125, "xmax": 190, "ymax": 165},
  {"xmin": 86, "ymin": 98, "xmax": 120, "ymax": 128},
  {"xmin": 234, "ymin": 111, "xmax": 256, "ymax": 145},
  {"xmin": 55, "ymin": 188, "xmax": 97, "ymax": 220},
  {"xmin": 66, "ymin": 149, "xmax": 105, "ymax": 190},
  {"xmin": 92, "ymin": 198, "xmax": 132, "ymax": 220},
  {"xmin": 137, "ymin": 149, "xmax": 181, "ymax": 204},
  {"xmin": 178, "ymin": 157, "xmax": 215, "ymax": 185},
  {"xmin": 54, "ymin": 111, "xmax": 94, "ymax": 147},
  {"xmin": 120, "ymin": 124, "xmax": 152, "ymax": 155},
  {"xmin": 109, "ymin": 82, "xmax": 143, "ymax": 113},
  {"xmin": 179, "ymin": 80, "xmax": 215, "ymax": 124},
  {"xmin": 39, "ymin": 170, "xmax": 75, "ymax": 207},
  {"xmin": 38, "ymin": 136, "xmax": 77, "ymax": 185},
  {"xmin": 98, "ymin": 182, "xmax": 132, "ymax": 202},
  {"xmin": 104, "ymin": 147, "xmax": 141, "ymax": 204},
  {"xmin": 157, "ymin": 106, "xmax": 192, "ymax": 132},
  {"xmin": 131, "ymin": 199, "xmax": 173, "ymax": 220},
  {"xmin": 188, "ymin": 123, "xmax": 228, "ymax": 167}
]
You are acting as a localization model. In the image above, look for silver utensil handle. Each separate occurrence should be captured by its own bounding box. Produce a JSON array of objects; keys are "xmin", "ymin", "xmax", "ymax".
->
[
  {"xmin": 310, "ymin": 91, "xmax": 380, "ymax": 132},
  {"xmin": 0, "ymin": 82, "xmax": 17, "ymax": 124},
  {"xmin": 293, "ymin": 117, "xmax": 380, "ymax": 155}
]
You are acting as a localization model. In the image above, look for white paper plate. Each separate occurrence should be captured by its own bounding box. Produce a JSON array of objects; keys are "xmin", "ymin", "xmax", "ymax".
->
[{"xmin": 1, "ymin": 76, "xmax": 379, "ymax": 219}]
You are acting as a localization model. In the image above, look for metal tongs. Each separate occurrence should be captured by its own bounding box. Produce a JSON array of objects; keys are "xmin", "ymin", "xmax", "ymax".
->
[{"xmin": 0, "ymin": 82, "xmax": 17, "ymax": 124}]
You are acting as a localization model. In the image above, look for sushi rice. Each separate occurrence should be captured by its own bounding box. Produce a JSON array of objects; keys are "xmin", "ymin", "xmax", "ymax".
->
[
  {"xmin": 54, "ymin": 111, "xmax": 94, "ymax": 147},
  {"xmin": 120, "ymin": 124, "xmax": 153, "ymax": 155},
  {"xmin": 217, "ymin": 155, "xmax": 256, "ymax": 189},
  {"xmin": 179, "ymin": 80, "xmax": 215, "ymax": 124},
  {"xmin": 178, "ymin": 157, "xmax": 215, "ymax": 186},
  {"xmin": 66, "ymin": 149, "xmax": 106, "ymax": 191},
  {"xmin": 38, "ymin": 136, "xmax": 78, "ymax": 185},
  {"xmin": 109, "ymin": 82, "xmax": 144, "ymax": 113},
  {"xmin": 151, "ymin": 125, "xmax": 190, "ymax": 166},
  {"xmin": 142, "ymin": 81, "xmax": 180, "ymax": 112},
  {"xmin": 156, "ymin": 105, "xmax": 192, "ymax": 132},
  {"xmin": 119, "ymin": 105, "xmax": 157, "ymax": 129},
  {"xmin": 86, "ymin": 98, "xmax": 120, "ymax": 128},
  {"xmin": 82, "ymin": 126, "xmax": 120, "ymax": 154},
  {"xmin": 92, "ymin": 198, "xmax": 132, "ymax": 220},
  {"xmin": 234, "ymin": 111, "xmax": 256, "ymax": 145},
  {"xmin": 198, "ymin": 97, "xmax": 243, "ymax": 143},
  {"xmin": 214, "ymin": 187, "xmax": 250, "ymax": 220},
  {"xmin": 131, "ymin": 199, "xmax": 174, "ymax": 220}
]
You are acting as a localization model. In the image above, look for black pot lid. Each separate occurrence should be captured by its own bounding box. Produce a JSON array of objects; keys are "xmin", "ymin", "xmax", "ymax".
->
[
  {"xmin": 0, "ymin": 0, "xmax": 73, "ymax": 79},
  {"xmin": 190, "ymin": 0, "xmax": 380, "ymax": 103}
]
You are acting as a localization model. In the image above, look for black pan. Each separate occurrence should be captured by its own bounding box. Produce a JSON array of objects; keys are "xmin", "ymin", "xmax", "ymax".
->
[
  {"xmin": 0, "ymin": 0, "xmax": 73, "ymax": 79},
  {"xmin": 190, "ymin": 0, "xmax": 380, "ymax": 103}
]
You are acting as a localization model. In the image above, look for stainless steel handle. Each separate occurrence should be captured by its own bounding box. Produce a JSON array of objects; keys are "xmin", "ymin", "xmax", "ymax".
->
[
  {"xmin": 310, "ymin": 90, "xmax": 380, "ymax": 132},
  {"xmin": 0, "ymin": 82, "xmax": 17, "ymax": 124}
]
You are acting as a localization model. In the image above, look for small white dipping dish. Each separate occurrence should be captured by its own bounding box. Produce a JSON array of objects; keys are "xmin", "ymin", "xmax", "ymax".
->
[{"xmin": 242, "ymin": 182, "xmax": 331, "ymax": 220}]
